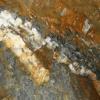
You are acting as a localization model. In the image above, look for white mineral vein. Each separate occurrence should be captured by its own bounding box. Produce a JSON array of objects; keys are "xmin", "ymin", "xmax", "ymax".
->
[
  {"xmin": 0, "ymin": 10, "xmax": 93, "ymax": 84},
  {"xmin": 0, "ymin": 10, "xmax": 50, "ymax": 85}
]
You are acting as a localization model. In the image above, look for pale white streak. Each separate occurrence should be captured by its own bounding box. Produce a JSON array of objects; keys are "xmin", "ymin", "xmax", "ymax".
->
[
  {"xmin": 0, "ymin": 10, "xmax": 50, "ymax": 85},
  {"xmin": 69, "ymin": 62, "xmax": 92, "ymax": 75},
  {"xmin": 24, "ymin": 20, "xmax": 32, "ymax": 29},
  {"xmin": 45, "ymin": 36, "xmax": 59, "ymax": 49},
  {"xmin": 80, "ymin": 67, "xmax": 92, "ymax": 75},
  {"xmin": 69, "ymin": 64, "xmax": 77, "ymax": 74},
  {"xmin": 0, "ymin": 29, "xmax": 50, "ymax": 85},
  {"xmin": 0, "ymin": 10, "xmax": 14, "ymax": 27},
  {"xmin": 60, "ymin": 8, "xmax": 67, "ymax": 16},
  {"xmin": 82, "ymin": 19, "xmax": 91, "ymax": 34},
  {"xmin": 14, "ymin": 17, "xmax": 22, "ymax": 27}
]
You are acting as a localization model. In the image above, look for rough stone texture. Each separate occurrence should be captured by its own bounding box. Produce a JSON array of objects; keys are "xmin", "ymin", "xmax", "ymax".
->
[
  {"xmin": 0, "ymin": 0, "xmax": 100, "ymax": 100},
  {"xmin": 0, "ymin": 49, "xmax": 100, "ymax": 100}
]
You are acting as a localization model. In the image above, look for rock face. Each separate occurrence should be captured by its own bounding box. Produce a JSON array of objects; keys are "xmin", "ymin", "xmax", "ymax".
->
[{"xmin": 0, "ymin": 1, "xmax": 100, "ymax": 100}]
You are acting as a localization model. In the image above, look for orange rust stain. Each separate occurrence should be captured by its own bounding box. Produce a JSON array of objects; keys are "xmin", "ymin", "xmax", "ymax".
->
[
  {"xmin": 89, "ymin": 73, "xmax": 100, "ymax": 96},
  {"xmin": 0, "ymin": 0, "xmax": 99, "ymax": 44},
  {"xmin": 70, "ymin": 73, "xmax": 100, "ymax": 99},
  {"xmin": 60, "ymin": 9, "xmax": 85, "ymax": 33},
  {"xmin": 0, "ymin": 0, "xmax": 28, "ymax": 16},
  {"xmin": 79, "ymin": 77, "xmax": 100, "ymax": 100},
  {"xmin": 0, "ymin": 87, "xmax": 8, "ymax": 99},
  {"xmin": 34, "ymin": 46, "xmax": 53, "ymax": 70},
  {"xmin": 93, "ymin": 80, "xmax": 100, "ymax": 96}
]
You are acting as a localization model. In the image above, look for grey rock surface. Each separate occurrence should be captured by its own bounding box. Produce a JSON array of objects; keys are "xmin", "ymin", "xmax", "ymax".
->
[{"xmin": 0, "ymin": 9, "xmax": 100, "ymax": 100}]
